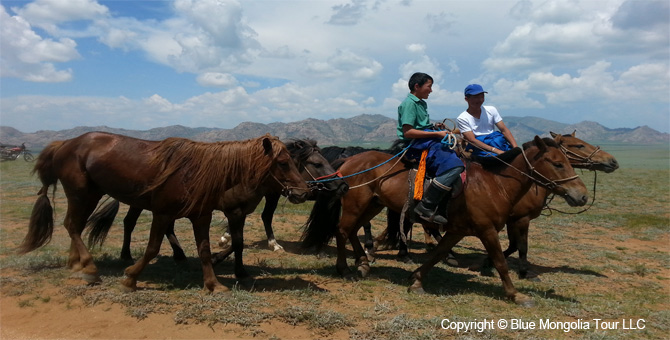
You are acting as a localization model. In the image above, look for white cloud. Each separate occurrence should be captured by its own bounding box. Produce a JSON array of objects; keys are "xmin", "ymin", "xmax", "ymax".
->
[
  {"xmin": 12, "ymin": 0, "xmax": 109, "ymax": 34},
  {"xmin": 0, "ymin": 6, "xmax": 79, "ymax": 82},
  {"xmin": 197, "ymin": 72, "xmax": 238, "ymax": 87}
]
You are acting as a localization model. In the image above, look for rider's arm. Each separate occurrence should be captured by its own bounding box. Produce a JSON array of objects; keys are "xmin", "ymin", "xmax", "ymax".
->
[
  {"xmin": 496, "ymin": 121, "xmax": 518, "ymax": 148},
  {"xmin": 402, "ymin": 124, "xmax": 447, "ymax": 139}
]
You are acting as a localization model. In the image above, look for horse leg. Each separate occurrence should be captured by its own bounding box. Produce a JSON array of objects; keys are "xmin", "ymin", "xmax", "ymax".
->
[
  {"xmin": 349, "ymin": 228, "xmax": 371, "ymax": 277},
  {"xmin": 165, "ymin": 220, "xmax": 187, "ymax": 262},
  {"xmin": 396, "ymin": 218, "xmax": 413, "ymax": 263},
  {"xmin": 408, "ymin": 233, "xmax": 464, "ymax": 294},
  {"xmin": 507, "ymin": 217, "xmax": 533, "ymax": 280},
  {"xmin": 362, "ymin": 222, "xmax": 374, "ymax": 261},
  {"xmin": 120, "ymin": 214, "xmax": 172, "ymax": 292},
  {"xmin": 227, "ymin": 214, "xmax": 251, "ymax": 283},
  {"xmin": 262, "ymin": 193, "xmax": 284, "ymax": 252},
  {"xmin": 120, "ymin": 206, "xmax": 142, "ymax": 262},
  {"xmin": 478, "ymin": 228, "xmax": 534, "ymax": 307},
  {"xmin": 189, "ymin": 214, "xmax": 228, "ymax": 293},
  {"xmin": 63, "ymin": 196, "xmax": 102, "ymax": 284}
]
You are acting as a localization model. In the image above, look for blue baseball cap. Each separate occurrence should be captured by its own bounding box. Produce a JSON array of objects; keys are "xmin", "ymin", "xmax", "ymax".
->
[{"xmin": 464, "ymin": 84, "xmax": 487, "ymax": 96}]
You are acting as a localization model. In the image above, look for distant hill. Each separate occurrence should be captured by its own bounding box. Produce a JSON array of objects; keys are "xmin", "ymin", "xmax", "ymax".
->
[{"xmin": 1, "ymin": 114, "xmax": 668, "ymax": 150}]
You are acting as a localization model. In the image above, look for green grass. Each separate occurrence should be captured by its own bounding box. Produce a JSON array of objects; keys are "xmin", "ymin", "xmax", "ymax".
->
[{"xmin": 1, "ymin": 145, "xmax": 668, "ymax": 339}]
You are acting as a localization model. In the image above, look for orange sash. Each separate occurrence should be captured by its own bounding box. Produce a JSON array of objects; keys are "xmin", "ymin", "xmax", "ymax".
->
[{"xmin": 413, "ymin": 149, "xmax": 429, "ymax": 200}]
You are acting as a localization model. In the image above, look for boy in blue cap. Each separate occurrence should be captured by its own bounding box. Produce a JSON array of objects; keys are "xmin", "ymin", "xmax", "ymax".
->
[
  {"xmin": 398, "ymin": 72, "xmax": 464, "ymax": 224},
  {"xmin": 457, "ymin": 84, "xmax": 518, "ymax": 157}
]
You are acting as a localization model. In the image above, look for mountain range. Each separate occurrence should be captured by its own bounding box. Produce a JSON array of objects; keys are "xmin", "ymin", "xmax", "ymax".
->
[{"xmin": 1, "ymin": 114, "xmax": 668, "ymax": 150}]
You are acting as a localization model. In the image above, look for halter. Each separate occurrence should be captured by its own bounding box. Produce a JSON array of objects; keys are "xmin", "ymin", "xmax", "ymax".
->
[
  {"xmin": 303, "ymin": 166, "xmax": 343, "ymax": 191},
  {"xmin": 519, "ymin": 149, "xmax": 580, "ymax": 195},
  {"xmin": 269, "ymin": 172, "xmax": 305, "ymax": 198},
  {"xmin": 559, "ymin": 144, "xmax": 603, "ymax": 170}
]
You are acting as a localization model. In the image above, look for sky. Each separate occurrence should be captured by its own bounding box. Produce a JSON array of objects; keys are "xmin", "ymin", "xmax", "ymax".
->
[{"xmin": 0, "ymin": 0, "xmax": 669, "ymax": 134}]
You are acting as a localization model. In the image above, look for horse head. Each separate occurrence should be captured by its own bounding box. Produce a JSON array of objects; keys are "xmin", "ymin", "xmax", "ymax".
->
[
  {"xmin": 551, "ymin": 131, "xmax": 619, "ymax": 173},
  {"xmin": 286, "ymin": 139, "xmax": 349, "ymax": 199},
  {"xmin": 263, "ymin": 136, "xmax": 310, "ymax": 204},
  {"xmin": 524, "ymin": 136, "xmax": 589, "ymax": 207}
]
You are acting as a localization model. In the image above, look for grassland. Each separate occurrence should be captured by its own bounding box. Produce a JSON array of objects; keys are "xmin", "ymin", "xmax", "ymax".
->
[{"xmin": 0, "ymin": 143, "xmax": 668, "ymax": 339}]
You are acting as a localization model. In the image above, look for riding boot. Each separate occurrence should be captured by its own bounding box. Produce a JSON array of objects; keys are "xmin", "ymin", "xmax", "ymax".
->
[{"xmin": 414, "ymin": 179, "xmax": 451, "ymax": 225}]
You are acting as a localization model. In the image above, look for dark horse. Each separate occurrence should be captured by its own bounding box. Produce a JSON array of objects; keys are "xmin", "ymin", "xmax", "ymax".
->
[
  {"xmin": 302, "ymin": 136, "xmax": 588, "ymax": 305},
  {"xmin": 86, "ymin": 139, "xmax": 348, "ymax": 260},
  {"xmin": 379, "ymin": 131, "xmax": 619, "ymax": 278},
  {"xmin": 19, "ymin": 132, "xmax": 310, "ymax": 292}
]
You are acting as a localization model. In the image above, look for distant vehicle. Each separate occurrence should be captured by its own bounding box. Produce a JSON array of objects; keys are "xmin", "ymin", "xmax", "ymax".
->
[{"xmin": 0, "ymin": 143, "xmax": 34, "ymax": 162}]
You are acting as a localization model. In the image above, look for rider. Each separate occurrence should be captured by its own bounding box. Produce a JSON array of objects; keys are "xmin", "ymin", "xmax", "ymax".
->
[
  {"xmin": 457, "ymin": 84, "xmax": 518, "ymax": 157},
  {"xmin": 397, "ymin": 72, "xmax": 464, "ymax": 224}
]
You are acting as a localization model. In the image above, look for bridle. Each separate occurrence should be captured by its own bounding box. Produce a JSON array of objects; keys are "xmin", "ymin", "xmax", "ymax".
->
[
  {"xmin": 559, "ymin": 143, "xmax": 603, "ymax": 170},
  {"xmin": 303, "ymin": 165, "xmax": 342, "ymax": 191},
  {"xmin": 519, "ymin": 149, "xmax": 580, "ymax": 196}
]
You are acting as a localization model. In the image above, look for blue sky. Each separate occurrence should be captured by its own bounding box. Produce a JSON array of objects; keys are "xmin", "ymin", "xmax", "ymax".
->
[{"xmin": 1, "ymin": 0, "xmax": 669, "ymax": 133}]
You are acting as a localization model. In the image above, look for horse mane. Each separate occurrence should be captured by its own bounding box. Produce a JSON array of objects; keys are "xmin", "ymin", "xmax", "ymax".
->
[
  {"xmin": 285, "ymin": 139, "xmax": 319, "ymax": 165},
  {"xmin": 144, "ymin": 134, "xmax": 283, "ymax": 215},
  {"xmin": 522, "ymin": 137, "xmax": 558, "ymax": 150}
]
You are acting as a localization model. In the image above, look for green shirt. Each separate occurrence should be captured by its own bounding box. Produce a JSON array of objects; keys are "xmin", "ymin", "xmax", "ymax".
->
[{"xmin": 397, "ymin": 93, "xmax": 432, "ymax": 139}]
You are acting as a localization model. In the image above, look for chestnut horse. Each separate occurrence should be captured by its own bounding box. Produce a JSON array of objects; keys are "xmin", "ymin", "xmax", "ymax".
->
[
  {"xmin": 85, "ymin": 139, "xmax": 348, "ymax": 260},
  {"xmin": 379, "ymin": 131, "xmax": 619, "ymax": 278},
  {"xmin": 19, "ymin": 132, "xmax": 309, "ymax": 292},
  {"xmin": 302, "ymin": 136, "xmax": 588, "ymax": 305}
]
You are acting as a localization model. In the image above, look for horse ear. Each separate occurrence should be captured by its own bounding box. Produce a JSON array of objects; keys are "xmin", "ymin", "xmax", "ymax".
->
[
  {"xmin": 553, "ymin": 133, "xmax": 562, "ymax": 144},
  {"xmin": 550, "ymin": 131, "xmax": 558, "ymax": 138},
  {"xmin": 262, "ymin": 137, "xmax": 273, "ymax": 155},
  {"xmin": 571, "ymin": 130, "xmax": 576, "ymax": 137},
  {"xmin": 534, "ymin": 135, "xmax": 547, "ymax": 153}
]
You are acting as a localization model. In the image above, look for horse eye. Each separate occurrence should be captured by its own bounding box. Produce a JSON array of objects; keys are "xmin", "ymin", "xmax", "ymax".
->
[
  {"xmin": 553, "ymin": 162, "xmax": 564, "ymax": 168},
  {"xmin": 572, "ymin": 144, "xmax": 585, "ymax": 149}
]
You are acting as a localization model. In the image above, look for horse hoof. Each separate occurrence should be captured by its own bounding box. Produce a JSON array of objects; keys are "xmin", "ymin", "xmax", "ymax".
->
[
  {"xmin": 480, "ymin": 267, "xmax": 495, "ymax": 277},
  {"xmin": 441, "ymin": 252, "xmax": 458, "ymax": 266},
  {"xmin": 408, "ymin": 285, "xmax": 425, "ymax": 294},
  {"xmin": 342, "ymin": 272, "xmax": 359, "ymax": 282},
  {"xmin": 357, "ymin": 264, "xmax": 371, "ymax": 278},
  {"xmin": 236, "ymin": 277, "xmax": 255, "ymax": 290},
  {"xmin": 119, "ymin": 277, "xmax": 137, "ymax": 292},
  {"xmin": 206, "ymin": 284, "xmax": 231, "ymax": 294},
  {"xmin": 71, "ymin": 271, "xmax": 101, "ymax": 285},
  {"xmin": 272, "ymin": 246, "xmax": 285, "ymax": 253}
]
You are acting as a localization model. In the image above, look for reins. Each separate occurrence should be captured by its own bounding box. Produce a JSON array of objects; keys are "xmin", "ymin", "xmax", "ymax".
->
[
  {"xmin": 468, "ymin": 142, "xmax": 581, "ymax": 194},
  {"xmin": 305, "ymin": 141, "xmax": 415, "ymax": 188}
]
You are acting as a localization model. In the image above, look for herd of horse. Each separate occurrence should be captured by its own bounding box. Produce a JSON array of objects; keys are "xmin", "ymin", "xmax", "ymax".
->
[{"xmin": 18, "ymin": 130, "xmax": 618, "ymax": 306}]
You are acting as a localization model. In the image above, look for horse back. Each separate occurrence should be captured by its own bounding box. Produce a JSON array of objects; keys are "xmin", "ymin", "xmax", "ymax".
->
[{"xmin": 51, "ymin": 132, "xmax": 167, "ymax": 206}]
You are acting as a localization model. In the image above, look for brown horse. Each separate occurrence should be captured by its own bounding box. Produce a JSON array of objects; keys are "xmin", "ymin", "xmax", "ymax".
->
[
  {"xmin": 19, "ymin": 132, "xmax": 310, "ymax": 292},
  {"xmin": 85, "ymin": 139, "xmax": 348, "ymax": 260},
  {"xmin": 379, "ymin": 131, "xmax": 619, "ymax": 278},
  {"xmin": 302, "ymin": 136, "xmax": 588, "ymax": 305}
]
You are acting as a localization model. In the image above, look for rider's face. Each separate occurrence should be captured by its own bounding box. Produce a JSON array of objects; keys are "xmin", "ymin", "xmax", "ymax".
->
[
  {"xmin": 466, "ymin": 93, "xmax": 485, "ymax": 106},
  {"xmin": 414, "ymin": 80, "xmax": 433, "ymax": 100}
]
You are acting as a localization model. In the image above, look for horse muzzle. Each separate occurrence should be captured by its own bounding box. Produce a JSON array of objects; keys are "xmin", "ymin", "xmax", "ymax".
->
[{"xmin": 285, "ymin": 188, "xmax": 309, "ymax": 204}]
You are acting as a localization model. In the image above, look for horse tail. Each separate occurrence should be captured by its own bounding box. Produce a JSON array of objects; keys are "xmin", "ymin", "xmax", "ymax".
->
[
  {"xmin": 300, "ymin": 192, "xmax": 341, "ymax": 251},
  {"xmin": 19, "ymin": 140, "xmax": 65, "ymax": 254},
  {"xmin": 86, "ymin": 199, "xmax": 120, "ymax": 248}
]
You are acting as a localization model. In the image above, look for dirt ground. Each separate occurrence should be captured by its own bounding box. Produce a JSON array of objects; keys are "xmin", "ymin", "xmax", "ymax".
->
[{"xmin": 1, "ymin": 185, "xmax": 669, "ymax": 339}]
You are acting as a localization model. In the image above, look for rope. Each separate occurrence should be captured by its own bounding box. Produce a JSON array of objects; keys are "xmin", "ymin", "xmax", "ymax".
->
[
  {"xmin": 542, "ymin": 170, "xmax": 598, "ymax": 215},
  {"xmin": 307, "ymin": 141, "xmax": 414, "ymax": 184}
]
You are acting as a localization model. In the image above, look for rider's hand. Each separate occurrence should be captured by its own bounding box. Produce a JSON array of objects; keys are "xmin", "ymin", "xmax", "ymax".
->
[{"xmin": 434, "ymin": 122, "xmax": 446, "ymax": 130}]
